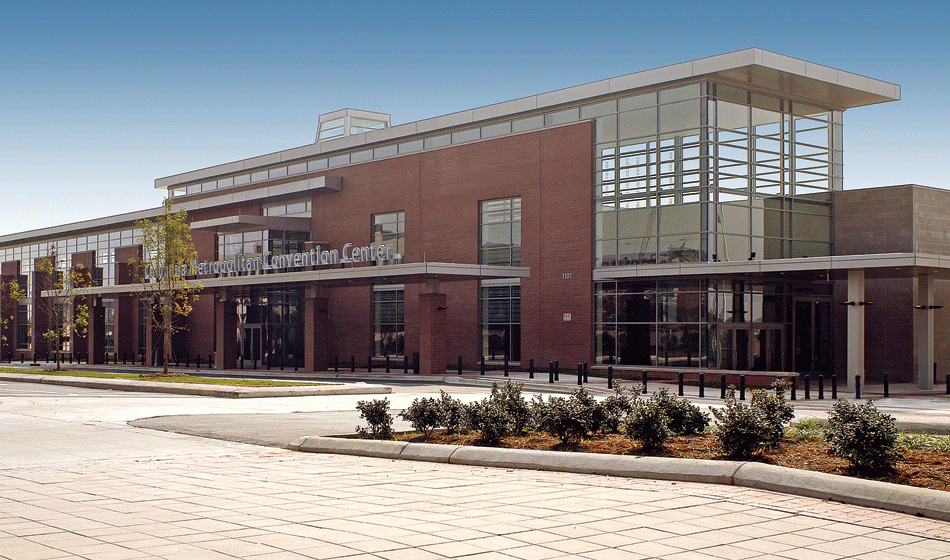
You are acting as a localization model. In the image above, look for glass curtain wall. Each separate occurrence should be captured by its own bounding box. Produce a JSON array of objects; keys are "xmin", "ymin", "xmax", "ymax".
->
[
  {"xmin": 373, "ymin": 289, "xmax": 404, "ymax": 357},
  {"xmin": 235, "ymin": 288, "xmax": 304, "ymax": 368}
]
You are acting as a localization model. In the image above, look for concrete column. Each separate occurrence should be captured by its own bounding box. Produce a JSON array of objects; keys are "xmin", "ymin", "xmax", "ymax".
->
[
  {"xmin": 86, "ymin": 298, "xmax": 105, "ymax": 364},
  {"xmin": 304, "ymin": 296, "xmax": 329, "ymax": 372},
  {"xmin": 847, "ymin": 269, "xmax": 865, "ymax": 391},
  {"xmin": 214, "ymin": 299, "xmax": 238, "ymax": 370},
  {"xmin": 917, "ymin": 273, "xmax": 935, "ymax": 390},
  {"xmin": 418, "ymin": 293, "xmax": 447, "ymax": 375}
]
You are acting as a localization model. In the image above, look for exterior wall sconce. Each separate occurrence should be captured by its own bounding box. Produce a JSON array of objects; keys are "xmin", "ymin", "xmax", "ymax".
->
[
  {"xmin": 748, "ymin": 252, "xmax": 756, "ymax": 261},
  {"xmin": 711, "ymin": 254, "xmax": 719, "ymax": 262},
  {"xmin": 914, "ymin": 305, "xmax": 944, "ymax": 310},
  {"xmin": 437, "ymin": 306, "xmax": 448, "ymax": 310},
  {"xmin": 840, "ymin": 301, "xmax": 875, "ymax": 306}
]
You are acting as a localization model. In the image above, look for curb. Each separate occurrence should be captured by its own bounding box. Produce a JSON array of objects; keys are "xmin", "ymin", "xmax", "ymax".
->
[
  {"xmin": 0, "ymin": 372, "xmax": 392, "ymax": 398},
  {"xmin": 288, "ymin": 436, "xmax": 950, "ymax": 522}
]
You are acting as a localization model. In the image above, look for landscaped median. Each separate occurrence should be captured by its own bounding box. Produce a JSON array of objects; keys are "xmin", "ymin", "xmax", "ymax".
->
[
  {"xmin": 288, "ymin": 435, "xmax": 950, "ymax": 522},
  {"xmin": 0, "ymin": 369, "xmax": 391, "ymax": 398}
]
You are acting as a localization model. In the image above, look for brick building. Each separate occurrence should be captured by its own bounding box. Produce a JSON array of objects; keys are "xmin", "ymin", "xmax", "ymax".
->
[{"xmin": 1, "ymin": 49, "xmax": 946, "ymax": 389}]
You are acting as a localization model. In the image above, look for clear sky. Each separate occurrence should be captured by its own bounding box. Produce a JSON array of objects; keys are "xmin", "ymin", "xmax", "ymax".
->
[{"xmin": 1, "ymin": 0, "xmax": 947, "ymax": 236}]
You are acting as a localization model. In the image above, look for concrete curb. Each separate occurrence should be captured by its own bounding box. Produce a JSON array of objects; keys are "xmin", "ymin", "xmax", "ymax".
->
[
  {"xmin": 0, "ymin": 372, "xmax": 391, "ymax": 398},
  {"xmin": 289, "ymin": 436, "xmax": 950, "ymax": 522}
]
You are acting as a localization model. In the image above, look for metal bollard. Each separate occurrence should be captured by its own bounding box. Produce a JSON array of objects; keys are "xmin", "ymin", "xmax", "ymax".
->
[
  {"xmin": 385, "ymin": 355, "xmax": 390, "ymax": 373},
  {"xmin": 642, "ymin": 371, "xmax": 648, "ymax": 393},
  {"xmin": 266, "ymin": 357, "xmax": 270, "ymax": 370},
  {"xmin": 351, "ymin": 355, "xmax": 355, "ymax": 372},
  {"xmin": 818, "ymin": 374, "xmax": 824, "ymax": 400},
  {"xmin": 832, "ymin": 375, "xmax": 837, "ymax": 400},
  {"xmin": 720, "ymin": 374, "xmax": 727, "ymax": 399},
  {"xmin": 607, "ymin": 366, "xmax": 614, "ymax": 389},
  {"xmin": 577, "ymin": 363, "xmax": 583, "ymax": 386},
  {"xmin": 883, "ymin": 372, "xmax": 889, "ymax": 398},
  {"xmin": 548, "ymin": 361, "xmax": 554, "ymax": 384},
  {"xmin": 804, "ymin": 375, "xmax": 810, "ymax": 400},
  {"xmin": 698, "ymin": 373, "xmax": 704, "ymax": 398},
  {"xmin": 504, "ymin": 356, "xmax": 509, "ymax": 377},
  {"xmin": 209, "ymin": 354, "xmax": 213, "ymax": 369},
  {"xmin": 335, "ymin": 356, "xmax": 339, "ymax": 372},
  {"xmin": 458, "ymin": 356, "xmax": 463, "ymax": 376},
  {"xmin": 367, "ymin": 356, "xmax": 373, "ymax": 373},
  {"xmin": 413, "ymin": 352, "xmax": 420, "ymax": 375},
  {"xmin": 403, "ymin": 355, "xmax": 409, "ymax": 374},
  {"xmin": 555, "ymin": 360, "xmax": 560, "ymax": 381},
  {"xmin": 583, "ymin": 362, "xmax": 588, "ymax": 383},
  {"xmin": 946, "ymin": 374, "xmax": 949, "ymax": 394},
  {"xmin": 739, "ymin": 375, "xmax": 746, "ymax": 401},
  {"xmin": 528, "ymin": 358, "xmax": 534, "ymax": 379},
  {"xmin": 791, "ymin": 377, "xmax": 797, "ymax": 401},
  {"xmin": 678, "ymin": 372, "xmax": 684, "ymax": 397},
  {"xmin": 480, "ymin": 356, "xmax": 485, "ymax": 376},
  {"xmin": 197, "ymin": 355, "xmax": 201, "ymax": 369},
  {"xmin": 855, "ymin": 375, "xmax": 862, "ymax": 399}
]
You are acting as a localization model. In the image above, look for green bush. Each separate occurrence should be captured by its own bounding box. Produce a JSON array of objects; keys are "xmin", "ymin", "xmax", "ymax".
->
[
  {"xmin": 711, "ymin": 389, "xmax": 767, "ymax": 459},
  {"xmin": 650, "ymin": 388, "xmax": 709, "ymax": 435},
  {"xmin": 532, "ymin": 393, "xmax": 592, "ymax": 444},
  {"xmin": 356, "ymin": 398, "xmax": 394, "ymax": 439},
  {"xmin": 437, "ymin": 391, "xmax": 466, "ymax": 435},
  {"xmin": 825, "ymin": 400, "xmax": 902, "ymax": 474},
  {"xmin": 624, "ymin": 398, "xmax": 670, "ymax": 451},
  {"xmin": 596, "ymin": 384, "xmax": 638, "ymax": 434},
  {"xmin": 399, "ymin": 397, "xmax": 442, "ymax": 437},
  {"xmin": 786, "ymin": 418, "xmax": 825, "ymax": 441},
  {"xmin": 750, "ymin": 380, "xmax": 794, "ymax": 448},
  {"xmin": 465, "ymin": 399, "xmax": 511, "ymax": 444},
  {"xmin": 488, "ymin": 380, "xmax": 532, "ymax": 435}
]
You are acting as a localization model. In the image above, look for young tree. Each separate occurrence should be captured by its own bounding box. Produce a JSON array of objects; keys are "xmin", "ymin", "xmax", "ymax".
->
[
  {"xmin": 0, "ymin": 278, "xmax": 26, "ymax": 358},
  {"xmin": 133, "ymin": 198, "xmax": 200, "ymax": 374},
  {"xmin": 35, "ymin": 247, "xmax": 90, "ymax": 370}
]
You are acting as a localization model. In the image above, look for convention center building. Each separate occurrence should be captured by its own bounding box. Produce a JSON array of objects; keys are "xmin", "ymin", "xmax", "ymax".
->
[{"xmin": 2, "ymin": 48, "xmax": 947, "ymax": 389}]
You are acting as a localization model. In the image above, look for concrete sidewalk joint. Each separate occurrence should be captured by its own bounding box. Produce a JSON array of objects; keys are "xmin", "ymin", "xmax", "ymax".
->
[{"xmin": 290, "ymin": 435, "xmax": 950, "ymax": 523}]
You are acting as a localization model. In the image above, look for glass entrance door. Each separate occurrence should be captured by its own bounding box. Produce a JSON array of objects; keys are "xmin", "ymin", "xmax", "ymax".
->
[
  {"xmin": 753, "ymin": 327, "xmax": 784, "ymax": 372},
  {"xmin": 240, "ymin": 325, "xmax": 264, "ymax": 365},
  {"xmin": 793, "ymin": 299, "xmax": 832, "ymax": 375}
]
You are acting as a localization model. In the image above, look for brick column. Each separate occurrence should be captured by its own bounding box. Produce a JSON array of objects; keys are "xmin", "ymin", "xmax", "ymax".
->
[
  {"xmin": 305, "ymin": 296, "xmax": 329, "ymax": 372},
  {"xmin": 86, "ymin": 298, "xmax": 106, "ymax": 364},
  {"xmin": 215, "ymin": 299, "xmax": 238, "ymax": 370},
  {"xmin": 419, "ymin": 293, "xmax": 447, "ymax": 375},
  {"xmin": 115, "ymin": 245, "xmax": 142, "ymax": 362}
]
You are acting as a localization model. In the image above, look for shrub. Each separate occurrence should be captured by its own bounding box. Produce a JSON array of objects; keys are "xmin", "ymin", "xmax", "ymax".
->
[
  {"xmin": 650, "ymin": 388, "xmax": 709, "ymax": 435},
  {"xmin": 711, "ymin": 389, "xmax": 767, "ymax": 459},
  {"xmin": 465, "ymin": 399, "xmax": 511, "ymax": 444},
  {"xmin": 825, "ymin": 400, "xmax": 902, "ymax": 474},
  {"xmin": 356, "ymin": 398, "xmax": 393, "ymax": 439},
  {"xmin": 597, "ymin": 384, "xmax": 637, "ymax": 434},
  {"xmin": 786, "ymin": 417, "xmax": 825, "ymax": 441},
  {"xmin": 399, "ymin": 397, "xmax": 442, "ymax": 437},
  {"xmin": 533, "ymin": 394, "xmax": 592, "ymax": 444},
  {"xmin": 750, "ymin": 380, "xmax": 794, "ymax": 448},
  {"xmin": 437, "ymin": 391, "xmax": 466, "ymax": 435},
  {"xmin": 488, "ymin": 380, "xmax": 532, "ymax": 435},
  {"xmin": 624, "ymin": 398, "xmax": 670, "ymax": 451}
]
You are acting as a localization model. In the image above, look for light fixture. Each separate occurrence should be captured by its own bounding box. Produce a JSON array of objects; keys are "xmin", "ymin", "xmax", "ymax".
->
[
  {"xmin": 748, "ymin": 252, "xmax": 756, "ymax": 261},
  {"xmin": 839, "ymin": 301, "xmax": 856, "ymax": 306},
  {"xmin": 914, "ymin": 304, "xmax": 943, "ymax": 310},
  {"xmin": 859, "ymin": 301, "xmax": 874, "ymax": 306}
]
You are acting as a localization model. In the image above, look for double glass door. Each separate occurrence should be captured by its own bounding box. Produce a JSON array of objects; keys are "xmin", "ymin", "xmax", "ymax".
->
[
  {"xmin": 719, "ymin": 325, "xmax": 784, "ymax": 371},
  {"xmin": 793, "ymin": 299, "xmax": 832, "ymax": 376},
  {"xmin": 241, "ymin": 325, "xmax": 265, "ymax": 365}
]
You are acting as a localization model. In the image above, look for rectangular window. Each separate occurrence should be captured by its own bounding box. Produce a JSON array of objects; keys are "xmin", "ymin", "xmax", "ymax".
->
[
  {"xmin": 16, "ymin": 304, "xmax": 30, "ymax": 350},
  {"xmin": 372, "ymin": 211, "xmax": 405, "ymax": 265},
  {"xmin": 373, "ymin": 289, "xmax": 404, "ymax": 357},
  {"xmin": 103, "ymin": 299, "xmax": 115, "ymax": 354},
  {"xmin": 480, "ymin": 197, "xmax": 521, "ymax": 266},
  {"xmin": 481, "ymin": 284, "xmax": 521, "ymax": 362}
]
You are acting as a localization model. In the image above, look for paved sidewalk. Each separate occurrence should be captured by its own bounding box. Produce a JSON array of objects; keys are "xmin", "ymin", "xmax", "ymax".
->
[{"xmin": 2, "ymin": 450, "xmax": 950, "ymax": 560}]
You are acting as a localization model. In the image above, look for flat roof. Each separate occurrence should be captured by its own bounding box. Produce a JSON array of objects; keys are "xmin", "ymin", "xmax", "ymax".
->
[{"xmin": 156, "ymin": 48, "xmax": 900, "ymax": 190}]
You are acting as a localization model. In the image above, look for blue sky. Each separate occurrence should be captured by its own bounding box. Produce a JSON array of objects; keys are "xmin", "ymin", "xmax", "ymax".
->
[{"xmin": 1, "ymin": 1, "xmax": 947, "ymax": 236}]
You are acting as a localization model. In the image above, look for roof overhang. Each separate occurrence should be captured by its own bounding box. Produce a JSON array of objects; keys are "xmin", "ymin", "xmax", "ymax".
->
[
  {"xmin": 592, "ymin": 253, "xmax": 950, "ymax": 283},
  {"xmin": 190, "ymin": 215, "xmax": 312, "ymax": 233},
  {"xmin": 65, "ymin": 262, "xmax": 530, "ymax": 297}
]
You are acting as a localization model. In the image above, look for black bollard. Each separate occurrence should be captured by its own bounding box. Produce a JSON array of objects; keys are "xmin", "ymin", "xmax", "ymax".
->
[
  {"xmin": 528, "ymin": 358, "xmax": 534, "ymax": 379},
  {"xmin": 413, "ymin": 352, "xmax": 419, "ymax": 375},
  {"xmin": 698, "ymin": 373, "xmax": 705, "ymax": 397},
  {"xmin": 209, "ymin": 354, "xmax": 213, "ymax": 369},
  {"xmin": 739, "ymin": 375, "xmax": 746, "ymax": 400},
  {"xmin": 368, "ymin": 356, "xmax": 372, "ymax": 373},
  {"xmin": 197, "ymin": 355, "xmax": 201, "ymax": 369},
  {"xmin": 577, "ymin": 363, "xmax": 583, "ymax": 386},
  {"xmin": 678, "ymin": 372, "xmax": 684, "ymax": 397},
  {"xmin": 883, "ymin": 372, "xmax": 889, "ymax": 398},
  {"xmin": 239, "ymin": 356, "xmax": 243, "ymax": 370},
  {"xmin": 720, "ymin": 374, "xmax": 727, "ymax": 399},
  {"xmin": 114, "ymin": 353, "xmax": 118, "ymax": 365},
  {"xmin": 548, "ymin": 361, "xmax": 554, "ymax": 384},
  {"xmin": 791, "ymin": 377, "xmax": 797, "ymax": 401},
  {"xmin": 832, "ymin": 375, "xmax": 838, "ymax": 399},
  {"xmin": 480, "ymin": 356, "xmax": 485, "ymax": 376},
  {"xmin": 20, "ymin": 354, "xmax": 24, "ymax": 364},
  {"xmin": 504, "ymin": 356, "xmax": 509, "ymax": 377},
  {"xmin": 946, "ymin": 374, "xmax": 949, "ymax": 395},
  {"xmin": 176, "ymin": 356, "xmax": 180, "ymax": 368},
  {"xmin": 855, "ymin": 375, "xmax": 862, "ymax": 399},
  {"xmin": 280, "ymin": 356, "xmax": 284, "ymax": 371},
  {"xmin": 385, "ymin": 355, "xmax": 390, "ymax": 373},
  {"xmin": 555, "ymin": 360, "xmax": 560, "ymax": 381},
  {"xmin": 608, "ymin": 366, "xmax": 614, "ymax": 390},
  {"xmin": 458, "ymin": 356, "xmax": 463, "ymax": 376},
  {"xmin": 403, "ymin": 355, "xmax": 408, "ymax": 374},
  {"xmin": 351, "ymin": 355, "xmax": 355, "ymax": 373},
  {"xmin": 335, "ymin": 356, "xmax": 339, "ymax": 373},
  {"xmin": 642, "ymin": 371, "xmax": 648, "ymax": 394},
  {"xmin": 804, "ymin": 375, "xmax": 810, "ymax": 400},
  {"xmin": 583, "ymin": 362, "xmax": 588, "ymax": 383},
  {"xmin": 266, "ymin": 357, "xmax": 270, "ymax": 370},
  {"xmin": 818, "ymin": 374, "xmax": 824, "ymax": 400}
]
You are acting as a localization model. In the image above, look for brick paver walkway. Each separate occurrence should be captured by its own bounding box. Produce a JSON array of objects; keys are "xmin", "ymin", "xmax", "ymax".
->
[{"xmin": 2, "ymin": 450, "xmax": 949, "ymax": 560}]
